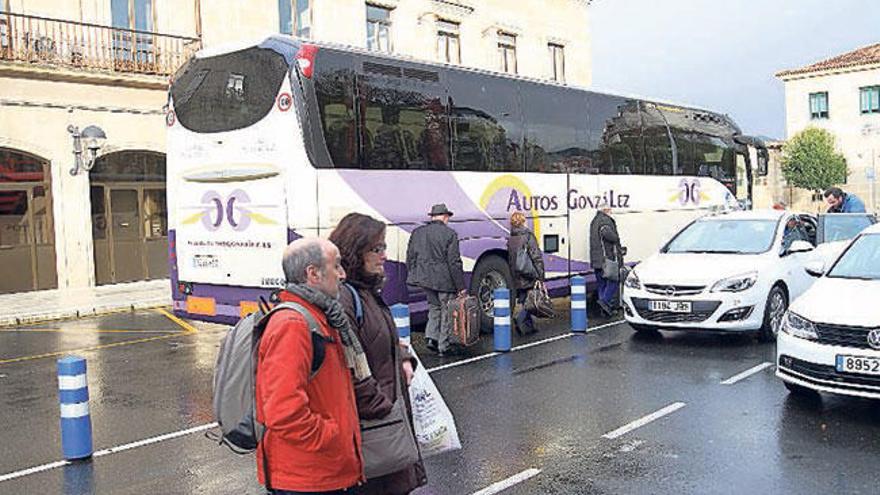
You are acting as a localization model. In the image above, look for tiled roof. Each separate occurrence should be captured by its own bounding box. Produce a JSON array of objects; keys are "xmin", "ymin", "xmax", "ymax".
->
[{"xmin": 776, "ymin": 42, "xmax": 880, "ymax": 77}]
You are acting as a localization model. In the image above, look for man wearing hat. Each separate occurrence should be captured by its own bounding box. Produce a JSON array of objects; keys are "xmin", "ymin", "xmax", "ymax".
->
[{"xmin": 406, "ymin": 203, "xmax": 466, "ymax": 356}]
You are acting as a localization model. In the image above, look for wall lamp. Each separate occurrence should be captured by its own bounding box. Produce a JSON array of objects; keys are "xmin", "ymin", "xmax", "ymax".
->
[{"xmin": 68, "ymin": 124, "xmax": 107, "ymax": 176}]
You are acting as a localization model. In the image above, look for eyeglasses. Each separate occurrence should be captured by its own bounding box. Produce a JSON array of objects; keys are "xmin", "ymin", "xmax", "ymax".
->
[{"xmin": 369, "ymin": 243, "xmax": 387, "ymax": 254}]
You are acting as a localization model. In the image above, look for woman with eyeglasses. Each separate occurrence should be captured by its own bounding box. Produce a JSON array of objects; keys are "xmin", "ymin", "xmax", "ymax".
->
[{"xmin": 329, "ymin": 213, "xmax": 427, "ymax": 495}]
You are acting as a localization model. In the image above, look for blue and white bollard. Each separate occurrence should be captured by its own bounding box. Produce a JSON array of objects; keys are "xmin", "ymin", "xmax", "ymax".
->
[
  {"xmin": 493, "ymin": 288, "xmax": 511, "ymax": 352},
  {"xmin": 57, "ymin": 355, "xmax": 93, "ymax": 460},
  {"xmin": 571, "ymin": 276, "xmax": 588, "ymax": 333},
  {"xmin": 391, "ymin": 303, "xmax": 411, "ymax": 347}
]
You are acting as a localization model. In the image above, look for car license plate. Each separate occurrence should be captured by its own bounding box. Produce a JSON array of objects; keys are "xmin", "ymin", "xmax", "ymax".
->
[
  {"xmin": 649, "ymin": 300, "xmax": 692, "ymax": 313},
  {"xmin": 836, "ymin": 355, "xmax": 880, "ymax": 375}
]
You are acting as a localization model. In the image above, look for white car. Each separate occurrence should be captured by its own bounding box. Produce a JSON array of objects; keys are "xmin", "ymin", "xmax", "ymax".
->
[
  {"xmin": 776, "ymin": 223, "xmax": 880, "ymax": 399},
  {"xmin": 622, "ymin": 210, "xmax": 817, "ymax": 341}
]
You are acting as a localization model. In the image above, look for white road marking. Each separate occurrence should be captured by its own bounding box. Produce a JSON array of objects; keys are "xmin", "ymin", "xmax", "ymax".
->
[
  {"xmin": 0, "ymin": 461, "xmax": 69, "ymax": 483},
  {"xmin": 0, "ymin": 423, "xmax": 218, "ymax": 484},
  {"xmin": 0, "ymin": 320, "xmax": 627, "ymax": 484},
  {"xmin": 91, "ymin": 422, "xmax": 218, "ymax": 457},
  {"xmin": 602, "ymin": 402, "xmax": 687, "ymax": 440},
  {"xmin": 470, "ymin": 468, "xmax": 542, "ymax": 495},
  {"xmin": 426, "ymin": 320, "xmax": 624, "ymax": 373},
  {"xmin": 720, "ymin": 362, "xmax": 774, "ymax": 385}
]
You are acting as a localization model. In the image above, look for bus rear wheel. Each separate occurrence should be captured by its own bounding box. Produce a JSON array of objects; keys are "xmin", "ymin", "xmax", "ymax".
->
[{"xmin": 470, "ymin": 255, "xmax": 513, "ymax": 334}]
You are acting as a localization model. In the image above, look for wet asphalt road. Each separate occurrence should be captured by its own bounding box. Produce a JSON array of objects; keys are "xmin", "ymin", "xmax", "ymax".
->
[{"xmin": 1, "ymin": 303, "xmax": 879, "ymax": 494}]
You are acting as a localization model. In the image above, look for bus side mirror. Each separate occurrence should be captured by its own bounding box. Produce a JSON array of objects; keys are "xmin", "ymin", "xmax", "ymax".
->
[{"xmin": 757, "ymin": 149, "xmax": 769, "ymax": 177}]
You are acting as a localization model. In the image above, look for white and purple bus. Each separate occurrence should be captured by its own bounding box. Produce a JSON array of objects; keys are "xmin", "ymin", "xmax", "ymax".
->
[{"xmin": 166, "ymin": 35, "xmax": 768, "ymax": 328}]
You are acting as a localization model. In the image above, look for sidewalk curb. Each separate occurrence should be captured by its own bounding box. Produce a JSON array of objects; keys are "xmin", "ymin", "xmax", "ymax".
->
[{"xmin": 0, "ymin": 299, "xmax": 171, "ymax": 328}]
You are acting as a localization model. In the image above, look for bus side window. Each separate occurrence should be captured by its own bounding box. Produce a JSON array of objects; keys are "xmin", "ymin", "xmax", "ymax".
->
[
  {"xmin": 448, "ymin": 71, "xmax": 523, "ymax": 172},
  {"xmin": 522, "ymin": 83, "xmax": 590, "ymax": 174},
  {"xmin": 587, "ymin": 95, "xmax": 643, "ymax": 175},
  {"xmin": 314, "ymin": 51, "xmax": 358, "ymax": 168},
  {"xmin": 358, "ymin": 70, "xmax": 449, "ymax": 170}
]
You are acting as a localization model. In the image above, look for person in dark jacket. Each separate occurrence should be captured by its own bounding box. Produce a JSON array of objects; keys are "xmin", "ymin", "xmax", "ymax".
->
[
  {"xmin": 507, "ymin": 211, "xmax": 545, "ymax": 335},
  {"xmin": 330, "ymin": 213, "xmax": 427, "ymax": 495},
  {"xmin": 589, "ymin": 205, "xmax": 624, "ymax": 316},
  {"xmin": 405, "ymin": 203, "xmax": 466, "ymax": 355}
]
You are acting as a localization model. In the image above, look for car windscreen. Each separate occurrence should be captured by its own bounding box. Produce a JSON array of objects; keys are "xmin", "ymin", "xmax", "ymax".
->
[
  {"xmin": 821, "ymin": 215, "xmax": 875, "ymax": 243},
  {"xmin": 664, "ymin": 219, "xmax": 777, "ymax": 254},
  {"xmin": 171, "ymin": 47, "xmax": 290, "ymax": 133},
  {"xmin": 827, "ymin": 234, "xmax": 880, "ymax": 280}
]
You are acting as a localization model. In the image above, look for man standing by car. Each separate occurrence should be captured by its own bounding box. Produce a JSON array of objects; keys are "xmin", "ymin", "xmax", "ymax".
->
[
  {"xmin": 824, "ymin": 187, "xmax": 867, "ymax": 213},
  {"xmin": 406, "ymin": 203, "xmax": 466, "ymax": 356},
  {"xmin": 590, "ymin": 204, "xmax": 625, "ymax": 316},
  {"xmin": 256, "ymin": 238, "xmax": 367, "ymax": 494}
]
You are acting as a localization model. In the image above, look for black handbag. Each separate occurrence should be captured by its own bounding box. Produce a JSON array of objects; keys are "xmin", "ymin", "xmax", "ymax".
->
[
  {"xmin": 524, "ymin": 281, "xmax": 555, "ymax": 318},
  {"xmin": 515, "ymin": 244, "xmax": 538, "ymax": 279}
]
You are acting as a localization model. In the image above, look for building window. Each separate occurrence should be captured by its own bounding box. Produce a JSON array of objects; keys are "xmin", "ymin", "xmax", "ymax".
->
[
  {"xmin": 111, "ymin": 0, "xmax": 155, "ymax": 65},
  {"xmin": 549, "ymin": 43, "xmax": 565, "ymax": 82},
  {"xmin": 860, "ymin": 86, "xmax": 880, "ymax": 114},
  {"xmin": 279, "ymin": 0, "xmax": 311, "ymax": 38},
  {"xmin": 366, "ymin": 4, "xmax": 392, "ymax": 53},
  {"xmin": 809, "ymin": 92, "xmax": 828, "ymax": 119},
  {"xmin": 437, "ymin": 20, "xmax": 460, "ymax": 64},
  {"xmin": 497, "ymin": 32, "xmax": 517, "ymax": 74}
]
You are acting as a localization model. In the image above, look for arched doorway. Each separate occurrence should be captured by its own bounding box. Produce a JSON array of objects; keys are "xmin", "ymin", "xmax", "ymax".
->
[
  {"xmin": 90, "ymin": 151, "xmax": 168, "ymax": 285},
  {"xmin": 0, "ymin": 148, "xmax": 57, "ymax": 293}
]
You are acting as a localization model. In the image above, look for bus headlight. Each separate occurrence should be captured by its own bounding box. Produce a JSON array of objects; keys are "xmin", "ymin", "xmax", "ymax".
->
[
  {"xmin": 710, "ymin": 272, "xmax": 758, "ymax": 293},
  {"xmin": 624, "ymin": 270, "xmax": 641, "ymax": 290},
  {"xmin": 780, "ymin": 311, "xmax": 818, "ymax": 340}
]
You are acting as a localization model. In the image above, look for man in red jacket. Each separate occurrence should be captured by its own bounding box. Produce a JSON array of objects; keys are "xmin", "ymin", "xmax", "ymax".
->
[{"xmin": 256, "ymin": 238, "xmax": 365, "ymax": 494}]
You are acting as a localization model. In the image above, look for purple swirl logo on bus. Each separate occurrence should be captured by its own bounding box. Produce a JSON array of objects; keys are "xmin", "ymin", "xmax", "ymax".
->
[
  {"xmin": 200, "ymin": 189, "xmax": 253, "ymax": 232},
  {"xmin": 678, "ymin": 178, "xmax": 702, "ymax": 206}
]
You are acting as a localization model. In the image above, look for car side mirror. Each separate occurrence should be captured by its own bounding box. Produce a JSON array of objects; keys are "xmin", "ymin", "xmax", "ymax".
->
[
  {"xmin": 786, "ymin": 240, "xmax": 814, "ymax": 256},
  {"xmin": 804, "ymin": 260, "xmax": 826, "ymax": 277}
]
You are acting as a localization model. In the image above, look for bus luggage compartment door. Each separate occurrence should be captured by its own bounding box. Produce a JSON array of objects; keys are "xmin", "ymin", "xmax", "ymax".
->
[{"xmin": 175, "ymin": 170, "xmax": 288, "ymax": 289}]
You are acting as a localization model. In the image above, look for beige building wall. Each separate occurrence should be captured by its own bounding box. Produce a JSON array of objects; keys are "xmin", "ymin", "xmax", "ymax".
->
[
  {"xmin": 200, "ymin": 0, "xmax": 592, "ymax": 86},
  {"xmin": 780, "ymin": 66, "xmax": 880, "ymax": 212}
]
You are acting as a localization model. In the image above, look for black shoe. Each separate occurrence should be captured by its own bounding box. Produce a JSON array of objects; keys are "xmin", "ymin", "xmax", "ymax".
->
[
  {"xmin": 426, "ymin": 338, "xmax": 438, "ymax": 352},
  {"xmin": 597, "ymin": 300, "xmax": 613, "ymax": 317}
]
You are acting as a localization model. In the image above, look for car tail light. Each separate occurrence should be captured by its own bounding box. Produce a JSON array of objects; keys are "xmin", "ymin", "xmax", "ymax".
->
[{"xmin": 296, "ymin": 44, "xmax": 318, "ymax": 79}]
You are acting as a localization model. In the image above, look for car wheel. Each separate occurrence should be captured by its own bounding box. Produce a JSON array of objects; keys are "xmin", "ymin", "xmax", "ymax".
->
[
  {"xmin": 758, "ymin": 285, "xmax": 787, "ymax": 342},
  {"xmin": 783, "ymin": 380, "xmax": 819, "ymax": 398},
  {"xmin": 469, "ymin": 255, "xmax": 513, "ymax": 334}
]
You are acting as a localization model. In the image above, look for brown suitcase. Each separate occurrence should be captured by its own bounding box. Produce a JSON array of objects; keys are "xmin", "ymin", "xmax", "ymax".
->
[{"xmin": 447, "ymin": 294, "xmax": 480, "ymax": 347}]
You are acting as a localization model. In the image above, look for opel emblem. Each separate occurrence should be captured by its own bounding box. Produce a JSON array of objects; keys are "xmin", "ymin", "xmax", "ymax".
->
[
  {"xmin": 867, "ymin": 329, "xmax": 880, "ymax": 350},
  {"xmin": 665, "ymin": 286, "xmax": 676, "ymax": 297}
]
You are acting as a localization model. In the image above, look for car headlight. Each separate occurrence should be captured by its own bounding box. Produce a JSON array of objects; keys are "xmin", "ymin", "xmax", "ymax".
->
[
  {"xmin": 710, "ymin": 271, "xmax": 758, "ymax": 293},
  {"xmin": 780, "ymin": 311, "xmax": 818, "ymax": 340},
  {"xmin": 624, "ymin": 270, "xmax": 641, "ymax": 290}
]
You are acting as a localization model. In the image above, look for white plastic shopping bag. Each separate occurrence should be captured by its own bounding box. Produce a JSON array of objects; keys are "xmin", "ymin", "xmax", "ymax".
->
[{"xmin": 408, "ymin": 350, "xmax": 461, "ymax": 457}]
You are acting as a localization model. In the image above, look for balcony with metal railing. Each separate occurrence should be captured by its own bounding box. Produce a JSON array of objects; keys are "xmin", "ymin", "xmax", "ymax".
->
[{"xmin": 0, "ymin": 11, "xmax": 200, "ymax": 77}]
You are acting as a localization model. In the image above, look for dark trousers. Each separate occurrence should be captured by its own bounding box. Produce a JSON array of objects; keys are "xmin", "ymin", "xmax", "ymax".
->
[
  {"xmin": 515, "ymin": 289, "xmax": 536, "ymax": 333},
  {"xmin": 596, "ymin": 271, "xmax": 619, "ymax": 307}
]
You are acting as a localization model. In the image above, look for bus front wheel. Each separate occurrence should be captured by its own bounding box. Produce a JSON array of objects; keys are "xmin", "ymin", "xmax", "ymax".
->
[{"xmin": 470, "ymin": 255, "xmax": 513, "ymax": 334}]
